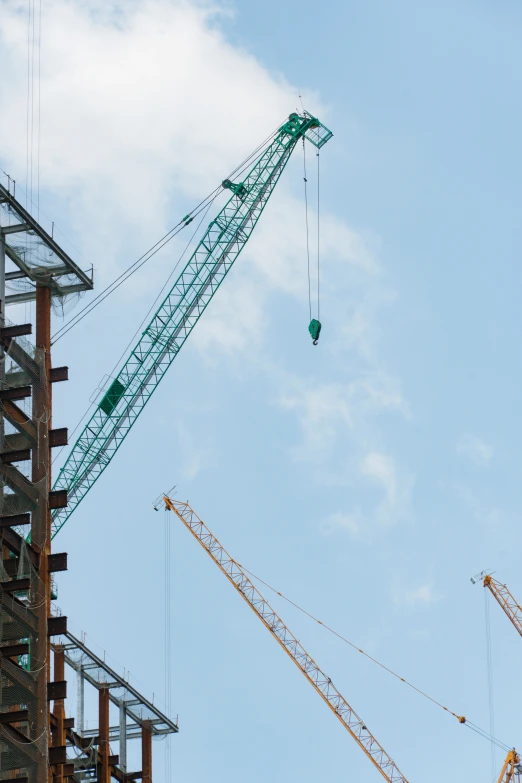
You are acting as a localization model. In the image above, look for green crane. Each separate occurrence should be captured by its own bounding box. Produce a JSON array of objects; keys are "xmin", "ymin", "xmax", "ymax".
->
[{"xmin": 50, "ymin": 112, "xmax": 333, "ymax": 538}]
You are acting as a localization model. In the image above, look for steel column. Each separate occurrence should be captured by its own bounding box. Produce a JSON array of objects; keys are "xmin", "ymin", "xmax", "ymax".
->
[
  {"xmin": 142, "ymin": 720, "xmax": 152, "ymax": 783},
  {"xmin": 77, "ymin": 665, "xmax": 84, "ymax": 734},
  {"xmin": 32, "ymin": 282, "xmax": 52, "ymax": 782},
  {"xmin": 119, "ymin": 701, "xmax": 127, "ymax": 772},
  {"xmin": 53, "ymin": 645, "xmax": 66, "ymax": 783},
  {"xmin": 98, "ymin": 686, "xmax": 110, "ymax": 783}
]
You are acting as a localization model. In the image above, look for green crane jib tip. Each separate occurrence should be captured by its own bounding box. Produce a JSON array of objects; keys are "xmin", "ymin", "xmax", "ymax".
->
[{"xmin": 309, "ymin": 319, "xmax": 321, "ymax": 345}]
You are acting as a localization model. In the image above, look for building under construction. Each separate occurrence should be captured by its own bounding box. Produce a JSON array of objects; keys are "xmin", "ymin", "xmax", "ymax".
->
[{"xmin": 0, "ymin": 181, "xmax": 177, "ymax": 781}]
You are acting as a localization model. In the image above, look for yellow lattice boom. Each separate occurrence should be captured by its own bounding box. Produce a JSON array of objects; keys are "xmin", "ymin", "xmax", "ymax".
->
[
  {"xmin": 497, "ymin": 750, "xmax": 522, "ymax": 783},
  {"xmin": 483, "ymin": 575, "xmax": 522, "ymax": 637},
  {"xmin": 164, "ymin": 495, "xmax": 410, "ymax": 783}
]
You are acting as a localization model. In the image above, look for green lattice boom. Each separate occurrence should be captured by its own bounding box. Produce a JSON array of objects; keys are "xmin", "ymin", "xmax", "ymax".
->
[{"xmin": 51, "ymin": 112, "xmax": 333, "ymax": 538}]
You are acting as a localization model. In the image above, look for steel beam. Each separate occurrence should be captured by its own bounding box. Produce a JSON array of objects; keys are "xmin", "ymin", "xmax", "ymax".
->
[
  {"xmin": 0, "ymin": 184, "xmax": 93, "ymax": 290},
  {"xmin": 1, "ymin": 223, "xmax": 31, "ymax": 234}
]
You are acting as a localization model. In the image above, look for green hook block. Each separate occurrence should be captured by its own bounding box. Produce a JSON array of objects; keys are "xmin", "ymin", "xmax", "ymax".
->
[{"xmin": 308, "ymin": 319, "xmax": 321, "ymax": 344}]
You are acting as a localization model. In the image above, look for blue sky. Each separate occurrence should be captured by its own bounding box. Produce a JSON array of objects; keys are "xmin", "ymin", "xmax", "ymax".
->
[{"xmin": 1, "ymin": 0, "xmax": 522, "ymax": 780}]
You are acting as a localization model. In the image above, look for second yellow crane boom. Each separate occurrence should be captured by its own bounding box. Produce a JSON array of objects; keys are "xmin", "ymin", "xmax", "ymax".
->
[
  {"xmin": 164, "ymin": 495, "xmax": 410, "ymax": 783},
  {"xmin": 497, "ymin": 750, "xmax": 522, "ymax": 782},
  {"xmin": 472, "ymin": 572, "xmax": 522, "ymax": 637}
]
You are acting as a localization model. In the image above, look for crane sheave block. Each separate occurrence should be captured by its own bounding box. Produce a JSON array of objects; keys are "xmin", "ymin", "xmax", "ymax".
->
[{"xmin": 50, "ymin": 112, "xmax": 333, "ymax": 538}]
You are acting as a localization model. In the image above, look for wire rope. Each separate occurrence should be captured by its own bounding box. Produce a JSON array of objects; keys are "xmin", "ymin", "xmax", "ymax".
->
[
  {"xmin": 51, "ymin": 212, "xmax": 200, "ymax": 344},
  {"xmin": 30, "ymin": 0, "xmax": 36, "ymax": 206},
  {"xmin": 236, "ymin": 560, "xmax": 512, "ymax": 752},
  {"xmin": 106, "ymin": 199, "xmax": 215, "ymax": 380},
  {"xmin": 317, "ymin": 147, "xmax": 320, "ymax": 322},
  {"xmin": 302, "ymin": 138, "xmax": 312, "ymax": 322},
  {"xmin": 51, "ymin": 124, "xmax": 282, "ymax": 345},
  {"xmin": 485, "ymin": 588, "xmax": 497, "ymax": 777},
  {"xmin": 25, "ymin": 0, "xmax": 31, "ymax": 208},
  {"xmin": 37, "ymin": 0, "xmax": 42, "ymax": 218},
  {"xmin": 164, "ymin": 507, "xmax": 172, "ymax": 780},
  {"xmin": 51, "ymin": 199, "xmax": 215, "ymax": 467}
]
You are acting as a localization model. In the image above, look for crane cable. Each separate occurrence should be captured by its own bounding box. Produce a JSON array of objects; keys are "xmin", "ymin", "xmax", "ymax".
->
[
  {"xmin": 51, "ymin": 123, "xmax": 283, "ymax": 345},
  {"xmin": 302, "ymin": 136, "xmax": 321, "ymax": 343},
  {"xmin": 302, "ymin": 138, "xmax": 312, "ymax": 323},
  {"xmin": 485, "ymin": 588, "xmax": 498, "ymax": 777},
  {"xmin": 235, "ymin": 560, "xmax": 512, "ymax": 753},
  {"xmin": 317, "ymin": 146, "xmax": 320, "ymax": 323},
  {"xmin": 164, "ymin": 505, "xmax": 173, "ymax": 780},
  {"xmin": 51, "ymin": 199, "xmax": 215, "ymax": 466}
]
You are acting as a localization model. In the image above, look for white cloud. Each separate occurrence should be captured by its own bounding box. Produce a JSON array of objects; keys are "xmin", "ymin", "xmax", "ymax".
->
[
  {"xmin": 0, "ymin": 0, "xmax": 319, "ymax": 268},
  {"xmin": 279, "ymin": 375, "xmax": 406, "ymax": 458},
  {"xmin": 174, "ymin": 421, "xmax": 216, "ymax": 481},
  {"xmin": 452, "ymin": 482, "xmax": 502, "ymax": 527},
  {"xmin": 361, "ymin": 452, "xmax": 399, "ymax": 509},
  {"xmin": 319, "ymin": 453, "xmax": 413, "ymax": 538},
  {"xmin": 456, "ymin": 434, "xmax": 493, "ymax": 467},
  {"xmin": 360, "ymin": 450, "xmax": 413, "ymax": 526},
  {"xmin": 320, "ymin": 510, "xmax": 362, "ymax": 536},
  {"xmin": 392, "ymin": 583, "xmax": 437, "ymax": 606},
  {"xmin": 0, "ymin": 0, "xmax": 378, "ymax": 365}
]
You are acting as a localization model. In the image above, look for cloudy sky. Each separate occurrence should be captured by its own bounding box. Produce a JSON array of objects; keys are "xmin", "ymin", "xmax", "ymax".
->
[{"xmin": 2, "ymin": 0, "xmax": 522, "ymax": 780}]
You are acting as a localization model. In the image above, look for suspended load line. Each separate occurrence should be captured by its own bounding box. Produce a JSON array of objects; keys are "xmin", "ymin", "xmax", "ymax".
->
[
  {"xmin": 163, "ymin": 494, "xmax": 410, "ymax": 783},
  {"xmin": 49, "ymin": 112, "xmax": 333, "ymax": 538}
]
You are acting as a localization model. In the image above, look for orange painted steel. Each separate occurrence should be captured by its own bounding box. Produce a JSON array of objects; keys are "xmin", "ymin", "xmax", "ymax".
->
[
  {"xmin": 497, "ymin": 750, "xmax": 521, "ymax": 783},
  {"xmin": 164, "ymin": 495, "xmax": 410, "ymax": 783},
  {"xmin": 483, "ymin": 576, "xmax": 522, "ymax": 638}
]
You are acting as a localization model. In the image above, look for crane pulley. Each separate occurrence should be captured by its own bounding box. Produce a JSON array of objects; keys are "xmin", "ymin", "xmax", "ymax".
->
[
  {"xmin": 163, "ymin": 494, "xmax": 410, "ymax": 783},
  {"xmin": 48, "ymin": 112, "xmax": 333, "ymax": 538}
]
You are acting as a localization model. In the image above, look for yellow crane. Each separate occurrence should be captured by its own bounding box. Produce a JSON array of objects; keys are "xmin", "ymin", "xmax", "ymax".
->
[
  {"xmin": 471, "ymin": 572, "xmax": 522, "ymax": 637},
  {"xmin": 497, "ymin": 750, "xmax": 522, "ymax": 782},
  {"xmin": 163, "ymin": 495, "xmax": 410, "ymax": 783},
  {"xmin": 471, "ymin": 572, "xmax": 522, "ymax": 781}
]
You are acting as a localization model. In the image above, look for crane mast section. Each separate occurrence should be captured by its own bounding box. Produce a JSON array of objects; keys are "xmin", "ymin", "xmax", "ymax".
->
[
  {"xmin": 484, "ymin": 576, "xmax": 522, "ymax": 637},
  {"xmin": 50, "ymin": 113, "xmax": 332, "ymax": 538},
  {"xmin": 165, "ymin": 497, "xmax": 409, "ymax": 783}
]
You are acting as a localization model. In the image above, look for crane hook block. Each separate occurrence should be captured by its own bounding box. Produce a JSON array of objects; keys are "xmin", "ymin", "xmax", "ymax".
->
[{"xmin": 308, "ymin": 319, "xmax": 321, "ymax": 345}]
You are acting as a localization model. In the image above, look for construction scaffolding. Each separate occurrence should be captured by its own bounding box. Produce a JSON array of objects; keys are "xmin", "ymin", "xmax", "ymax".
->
[{"xmin": 0, "ymin": 184, "xmax": 175, "ymax": 781}]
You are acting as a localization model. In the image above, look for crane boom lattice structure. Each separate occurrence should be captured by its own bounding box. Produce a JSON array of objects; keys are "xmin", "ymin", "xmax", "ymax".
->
[
  {"xmin": 50, "ymin": 113, "xmax": 333, "ymax": 538},
  {"xmin": 497, "ymin": 750, "xmax": 522, "ymax": 783},
  {"xmin": 482, "ymin": 575, "xmax": 522, "ymax": 638},
  {"xmin": 164, "ymin": 495, "xmax": 409, "ymax": 783}
]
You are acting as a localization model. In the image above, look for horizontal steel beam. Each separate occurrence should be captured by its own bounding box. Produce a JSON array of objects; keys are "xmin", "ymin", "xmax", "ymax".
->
[
  {"xmin": 0, "ymin": 183, "xmax": 93, "ymax": 290},
  {"xmin": 1, "ymin": 223, "xmax": 31, "ymax": 235}
]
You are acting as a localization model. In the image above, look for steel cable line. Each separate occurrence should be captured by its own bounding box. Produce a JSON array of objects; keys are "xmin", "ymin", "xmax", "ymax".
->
[
  {"xmin": 237, "ymin": 561, "xmax": 513, "ymax": 753},
  {"xmin": 51, "ymin": 199, "xmax": 215, "ymax": 466},
  {"xmin": 317, "ymin": 147, "xmax": 320, "ymax": 322},
  {"xmin": 302, "ymin": 138, "xmax": 312, "ymax": 322},
  {"xmin": 51, "ymin": 124, "xmax": 282, "ymax": 344}
]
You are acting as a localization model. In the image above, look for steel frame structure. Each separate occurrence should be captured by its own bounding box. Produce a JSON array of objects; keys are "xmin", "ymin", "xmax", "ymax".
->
[
  {"xmin": 51, "ymin": 630, "xmax": 178, "ymax": 781},
  {"xmin": 0, "ymin": 184, "xmax": 75, "ymax": 782}
]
